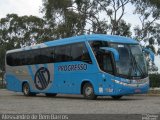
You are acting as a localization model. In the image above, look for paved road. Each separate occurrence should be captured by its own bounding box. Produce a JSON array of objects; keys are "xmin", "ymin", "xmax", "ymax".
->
[{"xmin": 0, "ymin": 89, "xmax": 160, "ymax": 114}]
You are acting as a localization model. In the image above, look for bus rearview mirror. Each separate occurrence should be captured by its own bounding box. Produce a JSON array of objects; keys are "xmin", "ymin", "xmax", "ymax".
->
[
  {"xmin": 100, "ymin": 47, "xmax": 119, "ymax": 61},
  {"xmin": 142, "ymin": 48, "xmax": 154, "ymax": 62}
]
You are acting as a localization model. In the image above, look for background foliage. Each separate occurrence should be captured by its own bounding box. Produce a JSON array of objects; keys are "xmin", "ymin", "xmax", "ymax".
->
[{"xmin": 149, "ymin": 74, "xmax": 160, "ymax": 88}]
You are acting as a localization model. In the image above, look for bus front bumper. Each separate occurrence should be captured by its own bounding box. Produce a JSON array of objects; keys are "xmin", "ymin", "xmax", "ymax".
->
[
  {"xmin": 97, "ymin": 77, "xmax": 149, "ymax": 96},
  {"xmin": 112, "ymin": 79, "xmax": 149, "ymax": 95}
]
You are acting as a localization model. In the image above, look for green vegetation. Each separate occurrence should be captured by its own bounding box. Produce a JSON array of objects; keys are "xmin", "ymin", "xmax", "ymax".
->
[
  {"xmin": 0, "ymin": 84, "xmax": 5, "ymax": 89},
  {"xmin": 0, "ymin": 72, "xmax": 5, "ymax": 89},
  {"xmin": 0, "ymin": 79, "xmax": 5, "ymax": 89},
  {"xmin": 149, "ymin": 74, "xmax": 160, "ymax": 88}
]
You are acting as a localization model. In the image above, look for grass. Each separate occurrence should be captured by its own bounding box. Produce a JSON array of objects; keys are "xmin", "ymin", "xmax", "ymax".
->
[
  {"xmin": 148, "ymin": 89, "xmax": 160, "ymax": 95},
  {"xmin": 136, "ymin": 89, "xmax": 160, "ymax": 96},
  {"xmin": 0, "ymin": 84, "xmax": 6, "ymax": 89},
  {"xmin": 0, "ymin": 86, "xmax": 5, "ymax": 89},
  {"xmin": 0, "ymin": 79, "xmax": 6, "ymax": 89}
]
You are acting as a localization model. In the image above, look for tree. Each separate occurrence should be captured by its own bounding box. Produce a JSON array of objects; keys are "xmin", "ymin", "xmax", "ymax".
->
[
  {"xmin": 132, "ymin": 0, "xmax": 160, "ymax": 53},
  {"xmin": 42, "ymin": 0, "xmax": 79, "ymax": 39},
  {"xmin": 73, "ymin": 0, "xmax": 132, "ymax": 36},
  {"xmin": 93, "ymin": 0, "xmax": 131, "ymax": 36},
  {"xmin": 42, "ymin": 0, "xmax": 132, "ymax": 37}
]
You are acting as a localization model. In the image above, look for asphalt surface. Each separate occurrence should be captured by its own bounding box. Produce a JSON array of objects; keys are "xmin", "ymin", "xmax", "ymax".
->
[{"xmin": 0, "ymin": 89, "xmax": 160, "ymax": 115}]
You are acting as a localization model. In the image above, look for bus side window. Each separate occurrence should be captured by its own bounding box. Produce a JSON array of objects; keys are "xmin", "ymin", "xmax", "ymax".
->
[
  {"xmin": 47, "ymin": 48, "xmax": 55, "ymax": 63},
  {"xmin": 65, "ymin": 45, "xmax": 72, "ymax": 61},
  {"xmin": 55, "ymin": 46, "xmax": 64, "ymax": 62},
  {"xmin": 96, "ymin": 52, "xmax": 114, "ymax": 74},
  {"xmin": 54, "ymin": 45, "xmax": 71, "ymax": 63},
  {"xmin": 103, "ymin": 53, "xmax": 114, "ymax": 74},
  {"xmin": 71, "ymin": 42, "xmax": 92, "ymax": 63},
  {"xmin": 33, "ymin": 50, "xmax": 40, "ymax": 64},
  {"xmin": 25, "ymin": 51, "xmax": 32, "ymax": 65},
  {"xmin": 6, "ymin": 54, "xmax": 12, "ymax": 66},
  {"xmin": 16, "ymin": 52, "xmax": 22, "ymax": 66},
  {"xmin": 40, "ymin": 48, "xmax": 54, "ymax": 63},
  {"xmin": 12, "ymin": 53, "xmax": 17, "ymax": 66},
  {"xmin": 7, "ymin": 53, "xmax": 15, "ymax": 66}
]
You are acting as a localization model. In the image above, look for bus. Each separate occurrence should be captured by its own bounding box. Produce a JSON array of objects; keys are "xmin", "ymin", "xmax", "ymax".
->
[{"xmin": 5, "ymin": 34, "xmax": 154, "ymax": 100}]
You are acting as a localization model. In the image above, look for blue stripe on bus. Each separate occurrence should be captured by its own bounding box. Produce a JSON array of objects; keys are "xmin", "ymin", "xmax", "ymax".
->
[{"xmin": 35, "ymin": 64, "xmax": 39, "ymax": 70}]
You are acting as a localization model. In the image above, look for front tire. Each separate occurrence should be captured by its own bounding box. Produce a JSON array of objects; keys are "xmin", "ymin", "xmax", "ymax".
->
[
  {"xmin": 23, "ymin": 83, "xmax": 36, "ymax": 96},
  {"xmin": 83, "ymin": 83, "xmax": 97, "ymax": 100}
]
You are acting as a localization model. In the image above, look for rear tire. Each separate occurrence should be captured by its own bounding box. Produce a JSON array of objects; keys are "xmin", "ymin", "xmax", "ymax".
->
[
  {"xmin": 45, "ymin": 93, "xmax": 57, "ymax": 97},
  {"xmin": 111, "ymin": 96, "xmax": 122, "ymax": 100},
  {"xmin": 83, "ymin": 83, "xmax": 97, "ymax": 100},
  {"xmin": 23, "ymin": 83, "xmax": 36, "ymax": 96}
]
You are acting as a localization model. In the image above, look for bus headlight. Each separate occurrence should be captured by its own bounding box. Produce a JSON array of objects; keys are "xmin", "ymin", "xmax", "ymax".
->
[
  {"xmin": 112, "ymin": 79, "xmax": 127, "ymax": 86},
  {"xmin": 112, "ymin": 79, "xmax": 149, "ymax": 87}
]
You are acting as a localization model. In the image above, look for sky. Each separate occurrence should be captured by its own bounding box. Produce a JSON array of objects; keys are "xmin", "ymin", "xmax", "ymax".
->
[
  {"xmin": 0, "ymin": 0, "xmax": 140, "ymax": 27},
  {"xmin": 0, "ymin": 0, "xmax": 160, "ymax": 73},
  {"xmin": 0, "ymin": 0, "xmax": 43, "ymax": 18}
]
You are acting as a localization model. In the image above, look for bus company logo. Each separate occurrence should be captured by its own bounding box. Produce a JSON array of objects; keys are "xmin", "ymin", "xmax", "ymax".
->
[{"xmin": 34, "ymin": 67, "xmax": 50, "ymax": 90}]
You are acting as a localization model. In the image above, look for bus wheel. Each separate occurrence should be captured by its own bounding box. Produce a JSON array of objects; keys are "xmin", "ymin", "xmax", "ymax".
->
[
  {"xmin": 23, "ymin": 83, "xmax": 35, "ymax": 96},
  {"xmin": 83, "ymin": 83, "xmax": 97, "ymax": 100},
  {"xmin": 45, "ymin": 93, "xmax": 57, "ymax": 97},
  {"xmin": 111, "ymin": 96, "xmax": 122, "ymax": 100}
]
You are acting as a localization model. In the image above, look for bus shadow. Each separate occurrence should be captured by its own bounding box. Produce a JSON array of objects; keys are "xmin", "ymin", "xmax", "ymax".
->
[
  {"xmin": 49, "ymin": 96, "xmax": 144, "ymax": 101},
  {"xmin": 97, "ymin": 97, "xmax": 144, "ymax": 101},
  {"xmin": 48, "ymin": 95, "xmax": 145, "ymax": 101},
  {"xmin": 14, "ymin": 94, "xmax": 145, "ymax": 101}
]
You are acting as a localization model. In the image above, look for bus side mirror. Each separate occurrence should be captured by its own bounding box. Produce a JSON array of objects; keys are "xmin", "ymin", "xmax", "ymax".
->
[
  {"xmin": 142, "ymin": 48, "xmax": 154, "ymax": 62},
  {"xmin": 100, "ymin": 47, "xmax": 119, "ymax": 61}
]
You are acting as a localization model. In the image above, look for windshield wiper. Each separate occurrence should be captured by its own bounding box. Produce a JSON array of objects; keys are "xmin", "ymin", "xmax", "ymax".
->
[
  {"xmin": 130, "ymin": 53, "xmax": 145, "ymax": 78},
  {"xmin": 127, "ymin": 67, "xmax": 133, "ymax": 79}
]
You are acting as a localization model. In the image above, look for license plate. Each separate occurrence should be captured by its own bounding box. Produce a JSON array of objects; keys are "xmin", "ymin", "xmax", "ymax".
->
[
  {"xmin": 135, "ymin": 89, "xmax": 141, "ymax": 93},
  {"xmin": 136, "ymin": 80, "xmax": 141, "ymax": 83}
]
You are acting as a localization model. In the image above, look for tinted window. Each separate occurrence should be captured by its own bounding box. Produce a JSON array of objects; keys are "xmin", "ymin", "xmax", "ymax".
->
[
  {"xmin": 89, "ymin": 41, "xmax": 108, "ymax": 50},
  {"xmin": 40, "ymin": 48, "xmax": 54, "ymax": 63},
  {"xmin": 6, "ymin": 42, "xmax": 92, "ymax": 66},
  {"xmin": 54, "ymin": 45, "xmax": 71, "ymax": 62},
  {"xmin": 25, "ymin": 51, "xmax": 33, "ymax": 65},
  {"xmin": 32, "ymin": 50, "xmax": 40, "ymax": 64},
  {"xmin": 89, "ymin": 41, "xmax": 114, "ymax": 74},
  {"xmin": 71, "ymin": 43, "xmax": 92, "ymax": 63},
  {"xmin": 6, "ymin": 54, "xmax": 14, "ymax": 66}
]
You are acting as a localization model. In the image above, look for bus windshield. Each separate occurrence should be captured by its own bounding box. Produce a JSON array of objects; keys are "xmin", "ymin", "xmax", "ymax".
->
[{"xmin": 109, "ymin": 43, "xmax": 148, "ymax": 79}]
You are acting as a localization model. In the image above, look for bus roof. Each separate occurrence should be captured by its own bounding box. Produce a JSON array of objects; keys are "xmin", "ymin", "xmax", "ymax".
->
[
  {"xmin": 45, "ymin": 34, "xmax": 138, "ymax": 47},
  {"xmin": 7, "ymin": 34, "xmax": 139, "ymax": 53}
]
